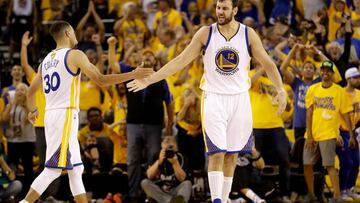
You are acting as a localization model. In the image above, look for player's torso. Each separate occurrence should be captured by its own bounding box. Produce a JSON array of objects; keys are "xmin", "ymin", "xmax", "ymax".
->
[
  {"xmin": 201, "ymin": 23, "xmax": 251, "ymax": 94},
  {"xmin": 41, "ymin": 48, "xmax": 81, "ymax": 111}
]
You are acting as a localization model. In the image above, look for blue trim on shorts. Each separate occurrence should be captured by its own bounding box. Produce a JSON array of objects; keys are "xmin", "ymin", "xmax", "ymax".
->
[
  {"xmin": 45, "ymin": 165, "xmax": 73, "ymax": 170},
  {"xmin": 206, "ymin": 150, "xmax": 227, "ymax": 155},
  {"xmin": 64, "ymin": 49, "xmax": 81, "ymax": 76},
  {"xmin": 73, "ymin": 163, "xmax": 83, "ymax": 167}
]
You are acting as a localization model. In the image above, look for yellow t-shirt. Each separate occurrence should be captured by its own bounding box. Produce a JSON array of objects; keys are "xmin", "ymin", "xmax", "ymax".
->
[
  {"xmin": 282, "ymin": 85, "xmax": 294, "ymax": 123},
  {"xmin": 250, "ymin": 70, "xmax": 288, "ymax": 129},
  {"xmin": 340, "ymin": 89, "xmax": 360, "ymax": 131},
  {"xmin": 327, "ymin": 4, "xmax": 349, "ymax": 41},
  {"xmin": 351, "ymin": 11, "xmax": 360, "ymax": 39},
  {"xmin": 80, "ymin": 80, "xmax": 101, "ymax": 111},
  {"xmin": 111, "ymin": 92, "xmax": 127, "ymax": 132},
  {"xmin": 78, "ymin": 123, "xmax": 126, "ymax": 164},
  {"xmin": 305, "ymin": 83, "xmax": 353, "ymax": 141},
  {"xmin": 153, "ymin": 9, "xmax": 182, "ymax": 30},
  {"xmin": 41, "ymin": 0, "xmax": 68, "ymax": 22},
  {"xmin": 116, "ymin": 18, "xmax": 147, "ymax": 40},
  {"xmin": 174, "ymin": 90, "xmax": 201, "ymax": 132},
  {"xmin": 108, "ymin": 0, "xmax": 138, "ymax": 17},
  {"xmin": 29, "ymin": 73, "xmax": 46, "ymax": 127}
]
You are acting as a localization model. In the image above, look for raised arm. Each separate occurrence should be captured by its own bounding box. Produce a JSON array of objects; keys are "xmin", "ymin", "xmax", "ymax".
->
[
  {"xmin": 76, "ymin": 1, "xmax": 93, "ymax": 40},
  {"xmin": 21, "ymin": 31, "xmax": 35, "ymax": 82},
  {"xmin": 249, "ymin": 27, "xmax": 286, "ymax": 114},
  {"xmin": 69, "ymin": 50, "xmax": 152, "ymax": 87},
  {"xmin": 107, "ymin": 36, "xmax": 120, "ymax": 73},
  {"xmin": 91, "ymin": 3, "xmax": 106, "ymax": 41},
  {"xmin": 280, "ymin": 44, "xmax": 299, "ymax": 84},
  {"xmin": 127, "ymin": 26, "xmax": 208, "ymax": 92}
]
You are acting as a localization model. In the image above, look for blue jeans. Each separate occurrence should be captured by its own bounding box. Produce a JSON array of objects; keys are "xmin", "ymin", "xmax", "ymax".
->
[
  {"xmin": 336, "ymin": 131, "xmax": 360, "ymax": 191},
  {"xmin": 0, "ymin": 180, "xmax": 22, "ymax": 199},
  {"xmin": 127, "ymin": 124, "xmax": 162, "ymax": 198}
]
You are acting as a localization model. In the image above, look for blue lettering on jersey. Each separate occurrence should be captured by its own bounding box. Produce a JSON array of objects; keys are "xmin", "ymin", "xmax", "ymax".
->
[
  {"xmin": 44, "ymin": 59, "xmax": 60, "ymax": 70},
  {"xmin": 44, "ymin": 72, "xmax": 61, "ymax": 94}
]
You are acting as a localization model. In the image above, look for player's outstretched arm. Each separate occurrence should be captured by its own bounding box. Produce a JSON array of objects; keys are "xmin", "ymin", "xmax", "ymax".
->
[
  {"xmin": 127, "ymin": 26, "xmax": 209, "ymax": 92},
  {"xmin": 69, "ymin": 50, "xmax": 153, "ymax": 87},
  {"xmin": 248, "ymin": 27, "xmax": 286, "ymax": 115},
  {"xmin": 27, "ymin": 70, "xmax": 42, "ymax": 124}
]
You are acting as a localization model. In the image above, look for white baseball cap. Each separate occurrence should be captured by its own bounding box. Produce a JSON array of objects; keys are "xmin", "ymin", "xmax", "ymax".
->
[{"xmin": 345, "ymin": 67, "xmax": 360, "ymax": 79}]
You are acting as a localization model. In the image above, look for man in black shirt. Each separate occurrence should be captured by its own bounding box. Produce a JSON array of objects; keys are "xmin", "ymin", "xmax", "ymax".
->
[{"xmin": 107, "ymin": 37, "xmax": 174, "ymax": 201}]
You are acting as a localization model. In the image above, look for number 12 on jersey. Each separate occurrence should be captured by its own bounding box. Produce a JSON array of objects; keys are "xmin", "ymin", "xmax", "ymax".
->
[{"xmin": 44, "ymin": 72, "xmax": 61, "ymax": 94}]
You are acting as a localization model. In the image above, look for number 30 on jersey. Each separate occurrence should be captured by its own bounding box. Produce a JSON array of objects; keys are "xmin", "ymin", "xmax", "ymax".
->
[{"xmin": 44, "ymin": 72, "xmax": 61, "ymax": 94}]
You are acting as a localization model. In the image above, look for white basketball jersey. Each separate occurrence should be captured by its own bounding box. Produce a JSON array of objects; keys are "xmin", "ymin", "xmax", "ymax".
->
[
  {"xmin": 200, "ymin": 23, "xmax": 251, "ymax": 94},
  {"xmin": 41, "ymin": 48, "xmax": 81, "ymax": 111}
]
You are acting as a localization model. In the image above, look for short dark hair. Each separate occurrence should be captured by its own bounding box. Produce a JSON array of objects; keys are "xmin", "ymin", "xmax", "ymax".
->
[
  {"xmin": 217, "ymin": 0, "xmax": 238, "ymax": 7},
  {"xmin": 49, "ymin": 21, "xmax": 71, "ymax": 40},
  {"xmin": 87, "ymin": 107, "xmax": 102, "ymax": 118}
]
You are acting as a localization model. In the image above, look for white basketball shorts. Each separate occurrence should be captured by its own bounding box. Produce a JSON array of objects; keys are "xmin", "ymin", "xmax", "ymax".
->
[
  {"xmin": 44, "ymin": 108, "xmax": 82, "ymax": 169},
  {"xmin": 201, "ymin": 91, "xmax": 253, "ymax": 154}
]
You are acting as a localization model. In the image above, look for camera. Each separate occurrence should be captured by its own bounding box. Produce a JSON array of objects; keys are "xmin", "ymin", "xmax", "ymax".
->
[{"xmin": 165, "ymin": 147, "xmax": 175, "ymax": 158}]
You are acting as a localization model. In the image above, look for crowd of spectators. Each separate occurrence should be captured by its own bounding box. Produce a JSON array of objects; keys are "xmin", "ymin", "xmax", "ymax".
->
[{"xmin": 0, "ymin": 0, "xmax": 360, "ymax": 202}]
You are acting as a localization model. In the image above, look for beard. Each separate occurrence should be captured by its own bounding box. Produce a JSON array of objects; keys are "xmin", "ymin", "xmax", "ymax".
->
[
  {"xmin": 143, "ymin": 60, "xmax": 155, "ymax": 68},
  {"xmin": 217, "ymin": 14, "xmax": 233, "ymax": 25}
]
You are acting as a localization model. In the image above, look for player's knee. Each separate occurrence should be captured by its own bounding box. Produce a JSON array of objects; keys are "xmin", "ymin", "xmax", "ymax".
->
[
  {"xmin": 43, "ymin": 168, "xmax": 62, "ymax": 180},
  {"xmin": 224, "ymin": 153, "xmax": 238, "ymax": 163},
  {"xmin": 208, "ymin": 152, "xmax": 225, "ymax": 162}
]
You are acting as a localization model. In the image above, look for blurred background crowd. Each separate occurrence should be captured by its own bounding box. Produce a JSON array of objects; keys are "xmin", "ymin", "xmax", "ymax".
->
[{"xmin": 0, "ymin": 0, "xmax": 360, "ymax": 202}]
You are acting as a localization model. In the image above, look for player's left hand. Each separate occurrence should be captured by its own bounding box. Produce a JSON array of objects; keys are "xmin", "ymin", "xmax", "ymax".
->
[
  {"xmin": 127, "ymin": 79, "xmax": 150, "ymax": 92},
  {"xmin": 274, "ymin": 89, "xmax": 287, "ymax": 115},
  {"xmin": 28, "ymin": 110, "xmax": 38, "ymax": 125}
]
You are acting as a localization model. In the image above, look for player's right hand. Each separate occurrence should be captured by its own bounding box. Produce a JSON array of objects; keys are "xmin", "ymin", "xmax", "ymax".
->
[
  {"xmin": 28, "ymin": 110, "xmax": 38, "ymax": 125},
  {"xmin": 22, "ymin": 31, "xmax": 33, "ymax": 46}
]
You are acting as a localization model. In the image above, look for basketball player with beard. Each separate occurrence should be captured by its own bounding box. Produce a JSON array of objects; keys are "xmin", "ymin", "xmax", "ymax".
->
[
  {"xmin": 127, "ymin": 0, "xmax": 286, "ymax": 203},
  {"xmin": 127, "ymin": 0, "xmax": 287, "ymax": 202}
]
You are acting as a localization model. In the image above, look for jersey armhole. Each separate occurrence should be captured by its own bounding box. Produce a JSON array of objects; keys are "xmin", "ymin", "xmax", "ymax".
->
[
  {"xmin": 203, "ymin": 25, "xmax": 213, "ymax": 54},
  {"xmin": 245, "ymin": 26, "xmax": 252, "ymax": 57},
  {"xmin": 64, "ymin": 49, "xmax": 81, "ymax": 76}
]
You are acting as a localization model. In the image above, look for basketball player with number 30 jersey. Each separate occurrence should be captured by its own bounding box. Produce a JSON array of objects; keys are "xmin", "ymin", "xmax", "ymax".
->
[
  {"xmin": 126, "ymin": 0, "xmax": 287, "ymax": 202},
  {"xmin": 21, "ymin": 21, "xmax": 153, "ymax": 203}
]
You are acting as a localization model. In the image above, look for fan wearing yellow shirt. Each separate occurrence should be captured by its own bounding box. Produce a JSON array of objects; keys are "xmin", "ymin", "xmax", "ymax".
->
[
  {"xmin": 78, "ymin": 107, "xmax": 126, "ymax": 173},
  {"xmin": 21, "ymin": 32, "xmax": 47, "ymax": 170},
  {"xmin": 175, "ymin": 87, "xmax": 205, "ymax": 172},
  {"xmin": 303, "ymin": 61, "xmax": 354, "ymax": 203},
  {"xmin": 153, "ymin": 0, "xmax": 182, "ymax": 32},
  {"xmin": 327, "ymin": 0, "xmax": 349, "ymax": 42},
  {"xmin": 114, "ymin": 2, "xmax": 148, "ymax": 41},
  {"xmin": 249, "ymin": 62, "xmax": 293, "ymax": 201},
  {"xmin": 336, "ymin": 68, "xmax": 360, "ymax": 201}
]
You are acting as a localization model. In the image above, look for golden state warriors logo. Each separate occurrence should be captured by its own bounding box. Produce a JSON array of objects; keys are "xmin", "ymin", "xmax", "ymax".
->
[{"xmin": 215, "ymin": 47, "xmax": 239, "ymax": 75}]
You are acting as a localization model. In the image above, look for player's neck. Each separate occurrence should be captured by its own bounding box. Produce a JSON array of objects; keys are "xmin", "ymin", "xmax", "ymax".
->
[
  {"xmin": 56, "ymin": 40, "xmax": 72, "ymax": 50},
  {"xmin": 218, "ymin": 20, "xmax": 238, "ymax": 31}
]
